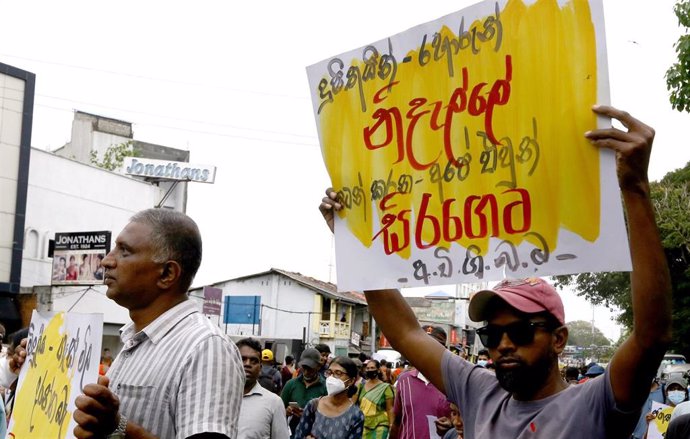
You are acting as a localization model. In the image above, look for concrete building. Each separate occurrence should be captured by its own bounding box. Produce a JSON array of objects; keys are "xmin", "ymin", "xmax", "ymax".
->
[
  {"xmin": 377, "ymin": 282, "xmax": 489, "ymax": 354},
  {"xmin": 0, "ymin": 62, "xmax": 35, "ymax": 331},
  {"xmin": 190, "ymin": 268, "xmax": 373, "ymax": 361},
  {"xmin": 18, "ymin": 110, "xmax": 194, "ymax": 352},
  {"xmin": 457, "ymin": 281, "xmax": 490, "ymax": 356},
  {"xmin": 54, "ymin": 110, "xmax": 188, "ymax": 211},
  {"xmin": 20, "ymin": 147, "xmax": 164, "ymax": 352}
]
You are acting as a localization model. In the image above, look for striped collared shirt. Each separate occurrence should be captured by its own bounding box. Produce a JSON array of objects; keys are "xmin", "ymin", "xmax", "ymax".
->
[{"xmin": 107, "ymin": 299, "xmax": 244, "ymax": 439}]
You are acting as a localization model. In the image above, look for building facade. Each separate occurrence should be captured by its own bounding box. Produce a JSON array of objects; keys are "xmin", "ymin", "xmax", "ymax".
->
[
  {"xmin": 190, "ymin": 268, "xmax": 373, "ymax": 361},
  {"xmin": 18, "ymin": 110, "xmax": 193, "ymax": 351}
]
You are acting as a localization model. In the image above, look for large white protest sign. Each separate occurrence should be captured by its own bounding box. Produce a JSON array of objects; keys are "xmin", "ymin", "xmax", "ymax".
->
[{"xmin": 307, "ymin": 0, "xmax": 630, "ymax": 291}]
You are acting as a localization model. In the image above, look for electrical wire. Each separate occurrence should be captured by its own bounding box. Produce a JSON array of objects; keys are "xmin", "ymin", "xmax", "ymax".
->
[
  {"xmin": 33, "ymin": 103, "xmax": 320, "ymax": 148},
  {"xmin": 0, "ymin": 53, "xmax": 310, "ymax": 101},
  {"xmin": 36, "ymin": 93, "xmax": 318, "ymax": 140}
]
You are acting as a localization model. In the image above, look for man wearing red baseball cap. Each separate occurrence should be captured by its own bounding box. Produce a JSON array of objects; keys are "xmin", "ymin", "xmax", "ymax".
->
[
  {"xmin": 320, "ymin": 106, "xmax": 672, "ymax": 438},
  {"xmin": 468, "ymin": 278, "xmax": 566, "ymax": 326}
]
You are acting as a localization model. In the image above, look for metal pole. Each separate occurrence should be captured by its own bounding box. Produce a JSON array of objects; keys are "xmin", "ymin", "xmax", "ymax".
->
[
  {"xmin": 68, "ymin": 286, "xmax": 93, "ymax": 312},
  {"xmin": 155, "ymin": 180, "xmax": 183, "ymax": 208},
  {"xmin": 256, "ymin": 298, "xmax": 262, "ymax": 336},
  {"xmin": 307, "ymin": 311, "xmax": 312, "ymax": 347}
]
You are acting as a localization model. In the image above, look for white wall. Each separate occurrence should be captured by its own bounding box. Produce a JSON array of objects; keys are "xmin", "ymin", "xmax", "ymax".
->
[
  {"xmin": 56, "ymin": 112, "xmax": 186, "ymax": 212},
  {"xmin": 48, "ymin": 285, "xmax": 130, "ymax": 325},
  {"xmin": 21, "ymin": 148, "xmax": 163, "ymax": 324},
  {"xmin": 216, "ymin": 273, "xmax": 319, "ymax": 342},
  {"xmin": 92, "ymin": 131, "xmax": 131, "ymax": 162},
  {"xmin": 59, "ymin": 113, "xmax": 131, "ymax": 164}
]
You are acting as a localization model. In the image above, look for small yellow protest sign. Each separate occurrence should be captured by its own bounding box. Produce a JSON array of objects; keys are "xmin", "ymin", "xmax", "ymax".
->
[
  {"xmin": 7, "ymin": 311, "xmax": 102, "ymax": 439},
  {"xmin": 647, "ymin": 401, "xmax": 675, "ymax": 439}
]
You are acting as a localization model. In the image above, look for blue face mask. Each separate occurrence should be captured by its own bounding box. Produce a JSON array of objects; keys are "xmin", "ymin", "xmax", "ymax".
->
[
  {"xmin": 477, "ymin": 360, "xmax": 488, "ymax": 367},
  {"xmin": 668, "ymin": 390, "xmax": 687, "ymax": 405}
]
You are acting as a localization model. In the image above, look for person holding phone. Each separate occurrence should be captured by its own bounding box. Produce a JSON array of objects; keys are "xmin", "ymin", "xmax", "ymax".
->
[
  {"xmin": 282, "ymin": 348, "xmax": 328, "ymax": 437},
  {"xmin": 293, "ymin": 356, "xmax": 364, "ymax": 439}
]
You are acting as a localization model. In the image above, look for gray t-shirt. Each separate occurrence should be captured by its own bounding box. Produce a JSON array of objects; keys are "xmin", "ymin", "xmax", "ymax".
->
[{"xmin": 442, "ymin": 351, "xmax": 639, "ymax": 438}]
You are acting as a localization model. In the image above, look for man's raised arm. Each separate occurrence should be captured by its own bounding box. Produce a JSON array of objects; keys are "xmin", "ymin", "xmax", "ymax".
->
[
  {"xmin": 585, "ymin": 105, "xmax": 672, "ymax": 410},
  {"xmin": 319, "ymin": 191, "xmax": 447, "ymax": 391}
]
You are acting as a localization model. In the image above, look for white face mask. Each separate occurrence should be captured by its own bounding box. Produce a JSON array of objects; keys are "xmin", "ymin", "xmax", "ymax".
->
[
  {"xmin": 326, "ymin": 376, "xmax": 347, "ymax": 395},
  {"xmin": 668, "ymin": 390, "xmax": 687, "ymax": 405}
]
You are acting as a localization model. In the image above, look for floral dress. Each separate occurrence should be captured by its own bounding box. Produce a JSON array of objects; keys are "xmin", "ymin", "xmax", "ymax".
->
[{"xmin": 294, "ymin": 397, "xmax": 364, "ymax": 439}]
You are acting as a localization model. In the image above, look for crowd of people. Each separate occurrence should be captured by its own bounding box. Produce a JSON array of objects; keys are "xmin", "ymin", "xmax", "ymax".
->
[
  {"xmin": 0, "ymin": 105, "xmax": 687, "ymax": 439},
  {"xmin": 242, "ymin": 332, "xmax": 464, "ymax": 439}
]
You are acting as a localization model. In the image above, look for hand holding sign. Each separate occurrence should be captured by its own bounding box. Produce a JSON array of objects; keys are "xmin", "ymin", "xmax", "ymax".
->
[
  {"xmin": 73, "ymin": 375, "xmax": 121, "ymax": 439},
  {"xmin": 7, "ymin": 311, "xmax": 102, "ymax": 439},
  {"xmin": 646, "ymin": 401, "xmax": 674, "ymax": 439},
  {"xmin": 319, "ymin": 188, "xmax": 342, "ymax": 233},
  {"xmin": 9, "ymin": 338, "xmax": 27, "ymax": 375},
  {"xmin": 585, "ymin": 105, "xmax": 655, "ymax": 194}
]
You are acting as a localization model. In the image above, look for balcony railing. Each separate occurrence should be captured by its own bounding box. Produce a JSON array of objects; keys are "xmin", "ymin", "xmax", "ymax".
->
[{"xmin": 319, "ymin": 320, "xmax": 350, "ymax": 338}]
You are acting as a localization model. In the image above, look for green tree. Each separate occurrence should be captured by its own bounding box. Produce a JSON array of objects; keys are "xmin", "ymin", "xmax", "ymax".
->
[
  {"xmin": 555, "ymin": 161, "xmax": 690, "ymax": 357},
  {"xmin": 90, "ymin": 141, "xmax": 138, "ymax": 171},
  {"xmin": 666, "ymin": 0, "xmax": 690, "ymax": 111},
  {"xmin": 564, "ymin": 321, "xmax": 614, "ymax": 363},
  {"xmin": 566, "ymin": 320, "xmax": 611, "ymax": 347}
]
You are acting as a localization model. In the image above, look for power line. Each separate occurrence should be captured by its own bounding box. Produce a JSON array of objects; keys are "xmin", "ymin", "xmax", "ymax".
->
[
  {"xmin": 0, "ymin": 53, "xmax": 310, "ymax": 101},
  {"xmin": 260, "ymin": 303, "xmax": 318, "ymax": 315},
  {"xmin": 36, "ymin": 93, "xmax": 318, "ymax": 140},
  {"xmin": 34, "ymin": 103, "xmax": 320, "ymax": 148},
  {"xmin": 50, "ymin": 286, "xmax": 92, "ymax": 299}
]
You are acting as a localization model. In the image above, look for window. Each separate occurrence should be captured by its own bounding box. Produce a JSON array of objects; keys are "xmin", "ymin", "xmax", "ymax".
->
[
  {"xmin": 337, "ymin": 303, "xmax": 349, "ymax": 323},
  {"xmin": 321, "ymin": 297, "xmax": 332, "ymax": 320}
]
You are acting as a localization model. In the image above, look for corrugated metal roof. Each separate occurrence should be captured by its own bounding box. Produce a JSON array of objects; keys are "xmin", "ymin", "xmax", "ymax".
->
[{"xmin": 191, "ymin": 268, "xmax": 367, "ymax": 305}]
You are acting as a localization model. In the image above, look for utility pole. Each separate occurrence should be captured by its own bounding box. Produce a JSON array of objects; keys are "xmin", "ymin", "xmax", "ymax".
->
[{"xmin": 328, "ymin": 235, "xmax": 335, "ymax": 283}]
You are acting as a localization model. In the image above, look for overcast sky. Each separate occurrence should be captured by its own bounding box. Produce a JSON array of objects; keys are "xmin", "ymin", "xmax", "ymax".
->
[{"xmin": 1, "ymin": 0, "xmax": 686, "ymax": 340}]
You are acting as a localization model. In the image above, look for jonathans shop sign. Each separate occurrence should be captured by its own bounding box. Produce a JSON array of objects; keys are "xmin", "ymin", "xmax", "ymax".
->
[
  {"xmin": 123, "ymin": 157, "xmax": 217, "ymax": 183},
  {"xmin": 55, "ymin": 231, "xmax": 111, "ymax": 250}
]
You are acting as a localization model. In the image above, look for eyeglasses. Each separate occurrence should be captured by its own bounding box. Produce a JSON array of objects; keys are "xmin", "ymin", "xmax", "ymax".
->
[
  {"xmin": 476, "ymin": 321, "xmax": 552, "ymax": 348},
  {"xmin": 325, "ymin": 369, "xmax": 348, "ymax": 379}
]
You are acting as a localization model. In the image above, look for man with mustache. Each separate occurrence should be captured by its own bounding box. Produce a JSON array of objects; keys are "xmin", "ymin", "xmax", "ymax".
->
[
  {"xmin": 319, "ymin": 106, "xmax": 671, "ymax": 438},
  {"xmin": 72, "ymin": 208, "xmax": 244, "ymax": 439},
  {"xmin": 281, "ymin": 348, "xmax": 328, "ymax": 438},
  {"xmin": 237, "ymin": 338, "xmax": 290, "ymax": 439}
]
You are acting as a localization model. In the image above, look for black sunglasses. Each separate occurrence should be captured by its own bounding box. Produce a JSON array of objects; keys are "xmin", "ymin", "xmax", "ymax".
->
[{"xmin": 476, "ymin": 320, "xmax": 553, "ymax": 348}]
